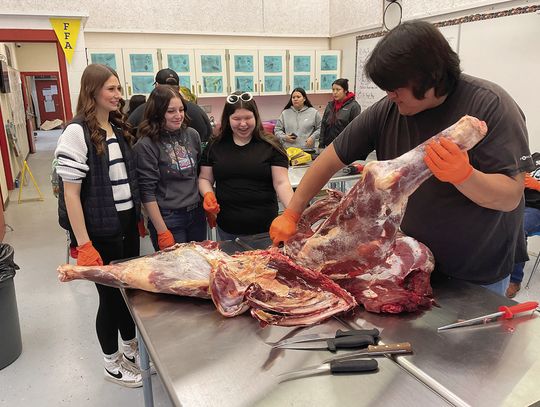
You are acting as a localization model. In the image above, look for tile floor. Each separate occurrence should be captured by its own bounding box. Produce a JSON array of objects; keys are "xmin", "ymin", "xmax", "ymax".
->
[{"xmin": 0, "ymin": 130, "xmax": 539, "ymax": 406}]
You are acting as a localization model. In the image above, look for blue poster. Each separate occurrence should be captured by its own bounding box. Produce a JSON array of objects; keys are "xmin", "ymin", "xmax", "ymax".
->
[
  {"xmin": 132, "ymin": 76, "xmax": 155, "ymax": 94},
  {"xmin": 264, "ymin": 56, "xmax": 282, "ymax": 73},
  {"xmin": 320, "ymin": 55, "xmax": 338, "ymax": 71},
  {"xmin": 179, "ymin": 76, "xmax": 191, "ymax": 89},
  {"xmin": 91, "ymin": 53, "xmax": 117, "ymax": 70},
  {"xmin": 129, "ymin": 54, "xmax": 153, "ymax": 73},
  {"xmin": 201, "ymin": 55, "xmax": 222, "ymax": 73},
  {"xmin": 234, "ymin": 55, "xmax": 253, "ymax": 73},
  {"xmin": 320, "ymin": 74, "xmax": 337, "ymax": 90},
  {"xmin": 235, "ymin": 76, "xmax": 254, "ymax": 92},
  {"xmin": 168, "ymin": 55, "xmax": 190, "ymax": 73},
  {"xmin": 264, "ymin": 76, "xmax": 282, "ymax": 93},
  {"xmin": 293, "ymin": 75, "xmax": 310, "ymax": 90},
  {"xmin": 294, "ymin": 56, "xmax": 311, "ymax": 72},
  {"xmin": 203, "ymin": 76, "xmax": 223, "ymax": 93}
]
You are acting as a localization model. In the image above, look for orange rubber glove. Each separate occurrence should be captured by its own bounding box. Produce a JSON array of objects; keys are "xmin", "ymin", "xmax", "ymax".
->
[
  {"xmin": 424, "ymin": 138, "xmax": 473, "ymax": 185},
  {"xmin": 77, "ymin": 241, "xmax": 103, "ymax": 266},
  {"xmin": 205, "ymin": 211, "xmax": 217, "ymax": 229},
  {"xmin": 269, "ymin": 208, "xmax": 301, "ymax": 246},
  {"xmin": 203, "ymin": 192, "xmax": 220, "ymax": 215},
  {"xmin": 524, "ymin": 174, "xmax": 540, "ymax": 191},
  {"xmin": 157, "ymin": 229, "xmax": 175, "ymax": 250}
]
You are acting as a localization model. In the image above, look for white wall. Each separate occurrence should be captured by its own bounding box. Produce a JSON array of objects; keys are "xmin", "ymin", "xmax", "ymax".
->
[{"xmin": 0, "ymin": 0, "xmax": 330, "ymax": 37}]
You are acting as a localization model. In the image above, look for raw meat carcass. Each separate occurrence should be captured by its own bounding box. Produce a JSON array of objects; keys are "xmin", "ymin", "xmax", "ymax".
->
[
  {"xmin": 285, "ymin": 115, "xmax": 487, "ymax": 312},
  {"xmin": 57, "ymin": 241, "xmax": 222, "ymax": 298},
  {"xmin": 58, "ymin": 242, "xmax": 356, "ymax": 326},
  {"xmin": 210, "ymin": 250, "xmax": 357, "ymax": 326}
]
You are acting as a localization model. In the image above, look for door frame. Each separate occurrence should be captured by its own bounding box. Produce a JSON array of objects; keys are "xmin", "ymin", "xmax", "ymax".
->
[
  {"xmin": 20, "ymin": 71, "xmax": 66, "ymax": 153},
  {"xmin": 0, "ymin": 28, "xmax": 73, "ymax": 191}
]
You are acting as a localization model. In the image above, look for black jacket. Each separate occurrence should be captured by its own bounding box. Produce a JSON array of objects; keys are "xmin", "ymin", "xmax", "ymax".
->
[
  {"xmin": 319, "ymin": 97, "xmax": 361, "ymax": 148},
  {"xmin": 58, "ymin": 117, "xmax": 141, "ymax": 238}
]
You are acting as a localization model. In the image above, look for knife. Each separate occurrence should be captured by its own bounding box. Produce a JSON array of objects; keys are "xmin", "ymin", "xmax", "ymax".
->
[
  {"xmin": 322, "ymin": 342, "xmax": 413, "ymax": 363},
  {"xmin": 276, "ymin": 334, "xmax": 376, "ymax": 351},
  {"xmin": 278, "ymin": 358, "xmax": 378, "ymax": 382},
  {"xmin": 271, "ymin": 328, "xmax": 380, "ymax": 348},
  {"xmin": 438, "ymin": 301, "xmax": 539, "ymax": 331}
]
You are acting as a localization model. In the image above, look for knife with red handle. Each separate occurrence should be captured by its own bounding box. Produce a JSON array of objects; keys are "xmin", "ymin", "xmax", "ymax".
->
[{"xmin": 438, "ymin": 301, "xmax": 539, "ymax": 331}]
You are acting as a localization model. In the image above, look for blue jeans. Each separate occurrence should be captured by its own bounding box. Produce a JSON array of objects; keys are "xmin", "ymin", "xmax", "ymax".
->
[
  {"xmin": 510, "ymin": 207, "xmax": 540, "ymax": 284},
  {"xmin": 481, "ymin": 275, "xmax": 510, "ymax": 296},
  {"xmin": 148, "ymin": 204, "xmax": 206, "ymax": 251}
]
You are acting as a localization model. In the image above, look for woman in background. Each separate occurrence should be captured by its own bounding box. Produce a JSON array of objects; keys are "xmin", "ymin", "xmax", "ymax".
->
[
  {"xmin": 199, "ymin": 91, "xmax": 294, "ymax": 240},
  {"xmin": 55, "ymin": 64, "xmax": 142, "ymax": 388},
  {"xmin": 319, "ymin": 78, "xmax": 361, "ymax": 148},
  {"xmin": 274, "ymin": 87, "xmax": 321, "ymax": 150},
  {"xmin": 135, "ymin": 85, "xmax": 206, "ymax": 250},
  {"xmin": 126, "ymin": 94, "xmax": 146, "ymax": 117}
]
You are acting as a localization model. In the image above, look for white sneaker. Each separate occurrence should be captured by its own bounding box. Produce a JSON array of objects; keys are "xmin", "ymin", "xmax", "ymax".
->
[
  {"xmin": 123, "ymin": 340, "xmax": 156, "ymax": 375},
  {"xmin": 104, "ymin": 359, "xmax": 143, "ymax": 388}
]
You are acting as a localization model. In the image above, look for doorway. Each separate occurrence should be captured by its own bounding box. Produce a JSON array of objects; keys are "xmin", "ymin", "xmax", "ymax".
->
[{"xmin": 34, "ymin": 75, "xmax": 65, "ymax": 124}]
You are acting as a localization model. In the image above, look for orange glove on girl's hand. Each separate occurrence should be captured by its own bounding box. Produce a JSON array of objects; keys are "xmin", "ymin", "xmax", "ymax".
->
[
  {"xmin": 424, "ymin": 138, "xmax": 473, "ymax": 185},
  {"xmin": 157, "ymin": 229, "xmax": 175, "ymax": 250},
  {"xmin": 205, "ymin": 211, "xmax": 217, "ymax": 229},
  {"xmin": 203, "ymin": 192, "xmax": 220, "ymax": 214},
  {"xmin": 77, "ymin": 241, "xmax": 104, "ymax": 266},
  {"xmin": 524, "ymin": 174, "xmax": 540, "ymax": 191},
  {"xmin": 269, "ymin": 208, "xmax": 301, "ymax": 246}
]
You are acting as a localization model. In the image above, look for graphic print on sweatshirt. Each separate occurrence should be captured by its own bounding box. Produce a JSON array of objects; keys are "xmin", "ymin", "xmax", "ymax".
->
[{"xmin": 164, "ymin": 141, "xmax": 194, "ymax": 175}]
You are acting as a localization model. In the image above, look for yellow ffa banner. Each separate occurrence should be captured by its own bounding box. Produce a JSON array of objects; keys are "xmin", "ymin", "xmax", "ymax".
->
[{"xmin": 50, "ymin": 18, "xmax": 81, "ymax": 64}]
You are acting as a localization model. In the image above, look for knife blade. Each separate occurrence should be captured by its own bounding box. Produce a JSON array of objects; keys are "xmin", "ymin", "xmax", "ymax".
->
[
  {"xmin": 271, "ymin": 328, "xmax": 380, "ymax": 348},
  {"xmin": 438, "ymin": 301, "xmax": 539, "ymax": 331},
  {"xmin": 276, "ymin": 334, "xmax": 376, "ymax": 351},
  {"xmin": 278, "ymin": 358, "xmax": 378, "ymax": 382},
  {"xmin": 322, "ymin": 342, "xmax": 413, "ymax": 363}
]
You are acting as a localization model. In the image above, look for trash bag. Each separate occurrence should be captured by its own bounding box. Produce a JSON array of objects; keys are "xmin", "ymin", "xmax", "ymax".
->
[{"xmin": 0, "ymin": 244, "xmax": 19, "ymax": 283}]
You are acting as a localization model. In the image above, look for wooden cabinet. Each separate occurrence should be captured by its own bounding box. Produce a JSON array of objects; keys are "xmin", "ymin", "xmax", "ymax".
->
[
  {"xmin": 194, "ymin": 50, "xmax": 228, "ymax": 97},
  {"xmin": 86, "ymin": 49, "xmax": 126, "ymax": 91},
  {"xmin": 258, "ymin": 50, "xmax": 287, "ymax": 95},
  {"xmin": 121, "ymin": 48, "xmax": 159, "ymax": 98},
  {"xmin": 315, "ymin": 50, "xmax": 341, "ymax": 93},
  {"xmin": 288, "ymin": 50, "xmax": 315, "ymax": 93},
  {"xmin": 161, "ymin": 49, "xmax": 197, "ymax": 96},
  {"xmin": 228, "ymin": 50, "xmax": 258, "ymax": 93}
]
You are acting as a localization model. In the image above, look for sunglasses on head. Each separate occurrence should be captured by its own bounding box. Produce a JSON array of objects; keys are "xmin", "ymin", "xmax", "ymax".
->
[{"xmin": 226, "ymin": 92, "xmax": 253, "ymax": 104}]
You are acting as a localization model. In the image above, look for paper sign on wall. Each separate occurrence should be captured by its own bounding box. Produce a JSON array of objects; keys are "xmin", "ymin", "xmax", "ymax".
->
[{"xmin": 50, "ymin": 18, "xmax": 81, "ymax": 64}]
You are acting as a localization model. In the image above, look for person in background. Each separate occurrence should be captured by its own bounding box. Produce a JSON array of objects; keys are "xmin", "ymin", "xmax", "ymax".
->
[
  {"xmin": 128, "ymin": 68, "xmax": 212, "ymax": 142},
  {"xmin": 135, "ymin": 85, "xmax": 206, "ymax": 250},
  {"xmin": 318, "ymin": 78, "xmax": 361, "ymax": 148},
  {"xmin": 270, "ymin": 21, "xmax": 532, "ymax": 296},
  {"xmin": 274, "ymin": 87, "xmax": 322, "ymax": 150},
  {"xmin": 506, "ymin": 152, "xmax": 540, "ymax": 298},
  {"xmin": 199, "ymin": 91, "xmax": 294, "ymax": 241},
  {"xmin": 126, "ymin": 94, "xmax": 146, "ymax": 117},
  {"xmin": 55, "ymin": 64, "xmax": 142, "ymax": 387}
]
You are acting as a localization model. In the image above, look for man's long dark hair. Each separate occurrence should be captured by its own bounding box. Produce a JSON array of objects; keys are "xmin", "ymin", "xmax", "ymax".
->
[
  {"xmin": 365, "ymin": 21, "xmax": 461, "ymax": 99},
  {"xmin": 283, "ymin": 87, "xmax": 313, "ymax": 110}
]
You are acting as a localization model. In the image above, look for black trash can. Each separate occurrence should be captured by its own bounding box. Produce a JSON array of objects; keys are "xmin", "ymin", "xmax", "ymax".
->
[{"xmin": 0, "ymin": 243, "xmax": 21, "ymax": 370}]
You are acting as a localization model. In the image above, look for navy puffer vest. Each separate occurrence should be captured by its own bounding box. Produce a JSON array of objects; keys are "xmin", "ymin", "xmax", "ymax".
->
[{"xmin": 58, "ymin": 117, "xmax": 140, "ymax": 238}]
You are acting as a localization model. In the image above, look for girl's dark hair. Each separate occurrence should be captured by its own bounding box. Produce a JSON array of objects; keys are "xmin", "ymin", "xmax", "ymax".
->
[
  {"xmin": 365, "ymin": 20, "xmax": 461, "ymax": 99},
  {"xmin": 137, "ymin": 85, "xmax": 190, "ymax": 142},
  {"xmin": 75, "ymin": 63, "xmax": 134, "ymax": 154},
  {"xmin": 283, "ymin": 87, "xmax": 313, "ymax": 110},
  {"xmin": 332, "ymin": 78, "xmax": 349, "ymax": 92},
  {"xmin": 211, "ymin": 91, "xmax": 286, "ymax": 157},
  {"xmin": 127, "ymin": 94, "xmax": 146, "ymax": 116}
]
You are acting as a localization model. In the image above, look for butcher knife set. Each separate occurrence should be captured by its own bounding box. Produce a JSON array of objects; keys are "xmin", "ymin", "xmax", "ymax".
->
[{"xmin": 271, "ymin": 328, "xmax": 413, "ymax": 381}]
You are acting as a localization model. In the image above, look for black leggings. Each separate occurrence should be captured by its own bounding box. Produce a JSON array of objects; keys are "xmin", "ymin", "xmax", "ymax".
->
[{"xmin": 92, "ymin": 208, "xmax": 140, "ymax": 355}]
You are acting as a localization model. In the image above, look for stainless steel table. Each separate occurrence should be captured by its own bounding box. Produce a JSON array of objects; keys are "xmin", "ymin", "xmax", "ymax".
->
[
  {"xmin": 288, "ymin": 163, "xmax": 362, "ymax": 191},
  {"xmin": 124, "ymin": 291, "xmax": 450, "ymax": 407},
  {"xmin": 344, "ymin": 278, "xmax": 540, "ymax": 407}
]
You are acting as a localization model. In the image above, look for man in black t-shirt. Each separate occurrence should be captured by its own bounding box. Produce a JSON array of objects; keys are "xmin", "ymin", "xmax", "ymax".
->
[{"xmin": 270, "ymin": 21, "xmax": 533, "ymax": 295}]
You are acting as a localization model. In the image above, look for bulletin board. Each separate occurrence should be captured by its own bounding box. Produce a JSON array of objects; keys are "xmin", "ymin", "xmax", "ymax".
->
[{"xmin": 355, "ymin": 5, "xmax": 540, "ymax": 151}]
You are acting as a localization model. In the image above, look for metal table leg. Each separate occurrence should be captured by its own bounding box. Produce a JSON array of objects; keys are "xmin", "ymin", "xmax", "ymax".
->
[{"xmin": 137, "ymin": 329, "xmax": 154, "ymax": 407}]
